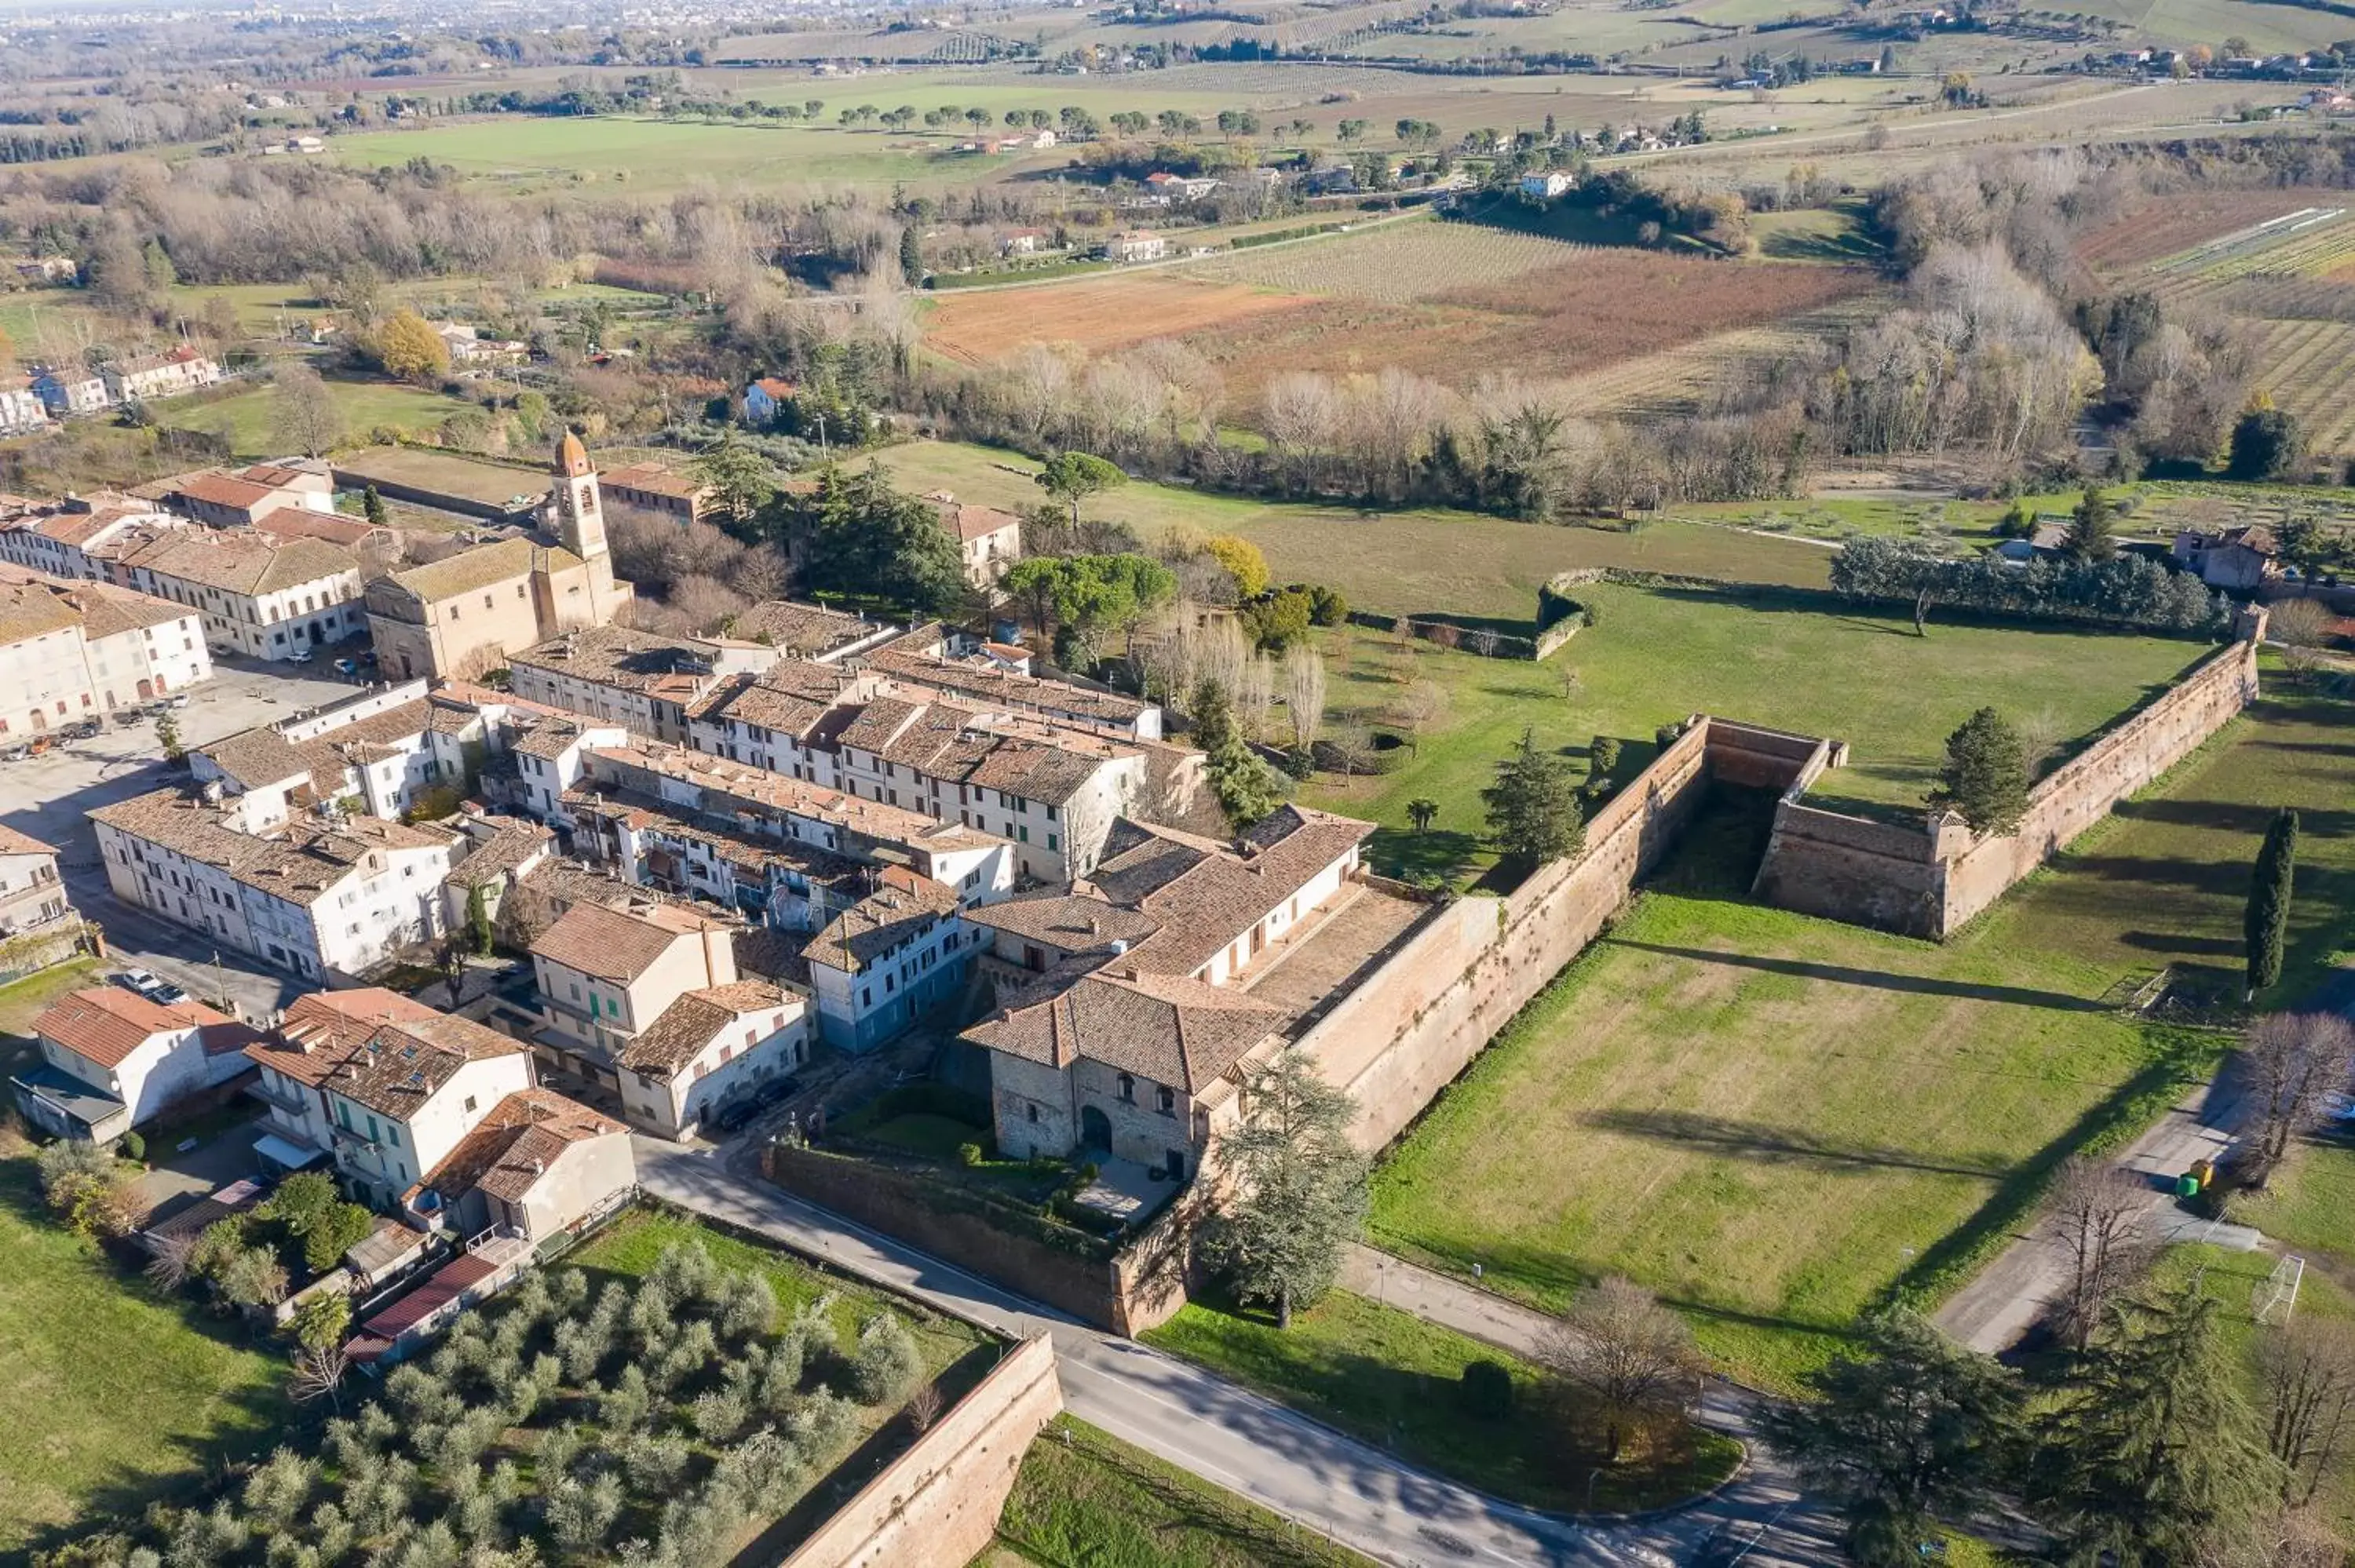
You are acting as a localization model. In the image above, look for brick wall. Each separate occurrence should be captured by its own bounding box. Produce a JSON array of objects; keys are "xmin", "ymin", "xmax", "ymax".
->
[
  {"xmin": 782, "ymin": 1335, "xmax": 1063, "ymax": 1568},
  {"xmin": 1751, "ymin": 635, "xmax": 2259, "ymax": 938},
  {"xmin": 1298, "ymin": 717, "xmax": 1826, "ymax": 1153}
]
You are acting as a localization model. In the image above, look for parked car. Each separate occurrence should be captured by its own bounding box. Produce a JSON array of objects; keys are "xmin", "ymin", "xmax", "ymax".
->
[
  {"xmin": 113, "ymin": 969, "xmax": 166, "ymax": 1000},
  {"xmin": 1, "ymin": 743, "xmax": 28, "ymax": 762},
  {"xmin": 62, "ymin": 720, "xmax": 100, "ymax": 741},
  {"xmin": 333, "ymin": 658, "xmax": 358, "ymax": 678},
  {"xmin": 287, "ymin": 650, "xmax": 313, "ymax": 664},
  {"xmin": 163, "ymin": 693, "xmax": 190, "ymax": 709},
  {"xmin": 708, "ymin": 1097, "xmax": 763, "ymax": 1134},
  {"xmin": 113, "ymin": 709, "xmax": 148, "ymax": 726}
]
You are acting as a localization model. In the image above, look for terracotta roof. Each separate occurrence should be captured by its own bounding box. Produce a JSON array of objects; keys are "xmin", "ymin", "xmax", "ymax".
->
[
  {"xmin": 728, "ymin": 600, "xmax": 882, "ymax": 658},
  {"xmin": 967, "ymin": 967, "xmax": 1279, "ymax": 1092},
  {"xmin": 88, "ymin": 789, "xmax": 458, "ymax": 908},
  {"xmin": 965, "ymin": 892, "xmax": 1159, "ymax": 953},
  {"xmin": 319, "ymin": 1011, "xmax": 527, "ymax": 1120},
  {"xmin": 557, "ymin": 432, "xmax": 592, "ymax": 479},
  {"xmin": 445, "ymin": 819, "xmax": 556, "ymax": 889},
  {"xmin": 933, "ymin": 501, "xmax": 1022, "ymax": 544},
  {"xmin": 619, "ymin": 980, "xmax": 794, "ymax": 1079},
  {"xmin": 581, "ymin": 742, "xmax": 1006, "ymax": 859},
  {"xmin": 68, "ymin": 579, "xmax": 192, "ymax": 640},
  {"xmin": 602, "ymin": 461, "xmax": 705, "ymax": 501},
  {"xmin": 388, "ymin": 537, "xmax": 543, "ymax": 603},
  {"xmin": 803, "ymin": 867, "xmax": 960, "ymax": 975},
  {"xmin": 0, "ymin": 575, "xmax": 85, "ymax": 646},
  {"xmin": 531, "ymin": 900, "xmax": 700, "ymax": 983},
  {"xmin": 175, "ymin": 474, "xmax": 283, "ymax": 512},
  {"xmin": 362, "ymin": 1250, "xmax": 497, "ymax": 1340},
  {"xmin": 123, "ymin": 530, "xmax": 357, "ymax": 596},
  {"xmin": 35, "ymin": 986, "xmax": 232, "ymax": 1070},
  {"xmin": 512, "ymin": 624, "xmax": 732, "ymax": 695},
  {"xmin": 256, "ymin": 509, "xmax": 378, "ymax": 549},
  {"xmin": 0, "ymin": 822, "xmax": 57, "ymax": 858},
  {"xmin": 249, "ymin": 987, "xmax": 439, "ymax": 1087},
  {"xmin": 197, "ymin": 726, "xmax": 317, "ymax": 791},
  {"xmin": 424, "ymin": 1086, "xmax": 623, "ymax": 1205},
  {"xmin": 872, "ymin": 643, "xmax": 1149, "ymax": 725}
]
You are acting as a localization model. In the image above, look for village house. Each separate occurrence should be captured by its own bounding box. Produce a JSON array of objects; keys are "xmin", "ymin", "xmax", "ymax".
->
[
  {"xmin": 0, "ymin": 565, "xmax": 213, "ymax": 735},
  {"xmin": 0, "ymin": 381, "xmax": 51, "ymax": 436},
  {"xmin": 743, "ymin": 377, "xmax": 798, "ymax": 428},
  {"xmin": 103, "ymin": 346, "xmax": 223, "ymax": 405},
  {"xmin": 118, "ymin": 529, "xmax": 363, "ymax": 662},
  {"xmin": 0, "ymin": 824, "xmax": 74, "ymax": 946},
  {"xmin": 419, "ymin": 1085, "xmax": 635, "ymax": 1242},
  {"xmin": 10, "ymin": 986, "xmax": 257, "ymax": 1143},
  {"xmin": 528, "ymin": 896, "xmax": 742, "ymax": 1086},
  {"xmin": 963, "ymin": 806, "xmax": 1375, "ymax": 1176},
  {"xmin": 2173, "ymin": 525, "xmax": 2280, "ymax": 591},
  {"xmin": 166, "ymin": 465, "xmax": 338, "ymax": 530},
  {"xmin": 873, "ymin": 624, "xmax": 1162, "ymax": 739},
  {"xmin": 509, "ymin": 623, "xmax": 781, "ymax": 746},
  {"xmin": 363, "ymin": 435, "xmax": 634, "ymax": 681},
  {"xmin": 313, "ymin": 1005, "xmax": 537, "ymax": 1210},
  {"xmin": 802, "ymin": 865, "xmax": 970, "ymax": 1051},
  {"xmin": 244, "ymin": 987, "xmax": 437, "ymax": 1172},
  {"xmin": 29, "ymin": 368, "xmax": 111, "ymax": 418},
  {"xmin": 0, "ymin": 494, "xmax": 188, "ymax": 581},
  {"xmin": 614, "ymin": 978, "xmax": 808, "ymax": 1139},
  {"xmin": 431, "ymin": 322, "xmax": 528, "ymax": 366},
  {"xmin": 1520, "ymin": 170, "xmax": 1575, "ymax": 199},
  {"xmin": 923, "ymin": 494, "xmax": 1022, "ymax": 587},
  {"xmin": 560, "ymin": 738, "xmax": 1017, "ymax": 927},
  {"xmin": 726, "ymin": 599, "xmax": 902, "ymax": 662},
  {"xmin": 1000, "ymin": 228, "xmax": 1051, "ymax": 257},
  {"xmin": 87, "ymin": 786, "xmax": 463, "ymax": 980}
]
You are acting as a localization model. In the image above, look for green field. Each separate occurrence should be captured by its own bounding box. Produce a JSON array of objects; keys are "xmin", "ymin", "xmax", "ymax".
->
[
  {"xmin": 154, "ymin": 379, "xmax": 473, "ymax": 460},
  {"xmin": 332, "ymin": 117, "xmax": 985, "ymax": 193},
  {"xmin": 1367, "ymin": 684, "xmax": 2355, "ymax": 1391},
  {"xmin": 1298, "ymin": 581, "xmax": 2213, "ymax": 884},
  {"xmin": 1141, "ymin": 1290, "xmax": 1741, "ymax": 1513},
  {"xmin": 0, "ymin": 959, "xmax": 285, "ymax": 1554},
  {"xmin": 978, "ymin": 1416, "xmax": 1382, "ymax": 1568},
  {"xmin": 865, "ymin": 439, "xmax": 1840, "ymax": 615}
]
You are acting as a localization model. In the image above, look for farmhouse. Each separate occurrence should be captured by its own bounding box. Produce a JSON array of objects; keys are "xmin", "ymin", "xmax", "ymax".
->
[
  {"xmin": 0, "ymin": 381, "xmax": 50, "ymax": 435},
  {"xmin": 601, "ymin": 460, "xmax": 713, "ymax": 527},
  {"xmin": 744, "ymin": 377, "xmax": 798, "ymax": 427},
  {"xmin": 0, "ymin": 823, "xmax": 74, "ymax": 945},
  {"xmin": 420, "ymin": 1085, "xmax": 635, "ymax": 1242},
  {"xmin": 924, "ymin": 493, "xmax": 1022, "ymax": 585},
  {"xmin": 2172, "ymin": 524, "xmax": 2280, "ymax": 590},
  {"xmin": 103, "ymin": 346, "xmax": 222, "ymax": 404},
  {"xmin": 30, "ymin": 368, "xmax": 110, "ymax": 418},
  {"xmin": 1103, "ymin": 230, "xmax": 1169, "ymax": 262}
]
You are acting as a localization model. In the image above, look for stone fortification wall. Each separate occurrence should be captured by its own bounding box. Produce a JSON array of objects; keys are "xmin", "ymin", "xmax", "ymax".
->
[
  {"xmin": 1937, "ymin": 634, "xmax": 2259, "ymax": 931},
  {"xmin": 1301, "ymin": 717, "xmax": 1825, "ymax": 1153},
  {"xmin": 782, "ymin": 1335, "xmax": 1062, "ymax": 1568},
  {"xmin": 1751, "ymin": 635, "xmax": 2259, "ymax": 938}
]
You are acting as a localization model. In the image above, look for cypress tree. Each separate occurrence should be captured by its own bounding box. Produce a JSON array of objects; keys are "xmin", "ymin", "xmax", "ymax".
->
[
  {"xmin": 2244, "ymin": 807, "xmax": 2298, "ymax": 998},
  {"xmin": 1482, "ymin": 727, "xmax": 1583, "ymax": 867},
  {"xmin": 1930, "ymin": 707, "xmax": 2028, "ymax": 836}
]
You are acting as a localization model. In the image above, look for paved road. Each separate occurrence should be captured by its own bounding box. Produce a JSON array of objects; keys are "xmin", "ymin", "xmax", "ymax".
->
[
  {"xmin": 0, "ymin": 655, "xmax": 372, "ymax": 1019},
  {"xmin": 1339, "ymin": 1248, "xmax": 1843, "ymax": 1568},
  {"xmin": 1933, "ymin": 1071, "xmax": 2260, "ymax": 1355},
  {"xmin": 636, "ymin": 1135, "xmax": 1844, "ymax": 1567}
]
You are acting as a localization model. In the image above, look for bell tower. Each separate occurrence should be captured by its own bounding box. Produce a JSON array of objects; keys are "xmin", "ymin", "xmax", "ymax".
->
[{"xmin": 550, "ymin": 429, "xmax": 606, "ymax": 563}]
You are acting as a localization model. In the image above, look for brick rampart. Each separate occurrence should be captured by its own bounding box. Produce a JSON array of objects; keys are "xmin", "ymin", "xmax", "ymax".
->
[
  {"xmin": 782, "ymin": 1336, "xmax": 1062, "ymax": 1568},
  {"xmin": 1751, "ymin": 635, "xmax": 2258, "ymax": 938}
]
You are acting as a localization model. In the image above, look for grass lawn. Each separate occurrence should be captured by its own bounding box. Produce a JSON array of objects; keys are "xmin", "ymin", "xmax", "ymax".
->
[
  {"xmin": 153, "ymin": 379, "xmax": 473, "ymax": 460},
  {"xmin": 862, "ymin": 439, "xmax": 1838, "ymax": 617},
  {"xmin": 1299, "ymin": 582, "xmax": 2213, "ymax": 884},
  {"xmin": 1141, "ymin": 1291, "xmax": 1741, "ymax": 1515},
  {"xmin": 0, "ymin": 959, "xmax": 99, "ymax": 1067},
  {"xmin": 0, "ymin": 1123, "xmax": 287, "ymax": 1554},
  {"xmin": 977, "ymin": 1415, "xmax": 1383, "ymax": 1568},
  {"xmin": 1367, "ymin": 686, "xmax": 2355, "ymax": 1392},
  {"xmin": 568, "ymin": 1209, "xmax": 988, "ymax": 1378}
]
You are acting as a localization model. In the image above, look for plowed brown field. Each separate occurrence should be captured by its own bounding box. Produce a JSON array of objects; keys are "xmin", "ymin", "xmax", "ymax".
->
[
  {"xmin": 924, "ymin": 275, "xmax": 1316, "ymax": 364},
  {"xmin": 2075, "ymin": 189, "xmax": 2340, "ymax": 275}
]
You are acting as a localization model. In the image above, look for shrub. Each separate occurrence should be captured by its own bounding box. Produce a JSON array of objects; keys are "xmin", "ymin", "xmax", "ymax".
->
[
  {"xmin": 690, "ymin": 1387, "xmax": 750, "ymax": 1443},
  {"xmin": 1306, "ymin": 583, "xmax": 1349, "ymax": 626},
  {"xmin": 1459, "ymin": 1359, "xmax": 1515, "ymax": 1419},
  {"xmin": 119, "ymin": 1130, "xmax": 145, "ymax": 1163},
  {"xmin": 847, "ymin": 1317, "xmax": 923, "ymax": 1406}
]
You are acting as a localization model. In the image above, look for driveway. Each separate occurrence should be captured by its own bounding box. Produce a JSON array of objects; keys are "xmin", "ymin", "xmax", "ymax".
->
[{"xmin": 0, "ymin": 655, "xmax": 377, "ymax": 1019}]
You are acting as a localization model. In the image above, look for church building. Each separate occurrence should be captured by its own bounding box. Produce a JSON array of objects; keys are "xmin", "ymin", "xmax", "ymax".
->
[{"xmin": 365, "ymin": 433, "xmax": 635, "ymax": 683}]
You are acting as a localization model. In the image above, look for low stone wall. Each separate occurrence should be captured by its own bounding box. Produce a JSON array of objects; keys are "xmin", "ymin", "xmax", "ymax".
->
[
  {"xmin": 1751, "ymin": 633, "xmax": 2260, "ymax": 938},
  {"xmin": 782, "ymin": 1336, "xmax": 1063, "ymax": 1568}
]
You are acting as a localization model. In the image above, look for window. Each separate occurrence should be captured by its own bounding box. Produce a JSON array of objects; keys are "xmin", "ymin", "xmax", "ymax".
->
[
  {"xmin": 1026, "ymin": 1104, "xmax": 1039, "ymax": 1123},
  {"xmin": 463, "ymin": 1096, "xmax": 476, "ymax": 1114},
  {"xmin": 1157, "ymin": 1085, "xmax": 1175, "ymax": 1116},
  {"xmin": 1117, "ymin": 1073, "xmax": 1135, "ymax": 1102},
  {"xmin": 1047, "ymin": 834, "xmax": 1058, "ymax": 852}
]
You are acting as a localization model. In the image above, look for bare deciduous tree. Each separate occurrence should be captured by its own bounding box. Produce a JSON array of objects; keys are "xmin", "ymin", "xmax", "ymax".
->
[
  {"xmin": 290, "ymin": 1344, "xmax": 352, "ymax": 1411},
  {"xmin": 145, "ymin": 1230, "xmax": 199, "ymax": 1293},
  {"xmin": 2262, "ymin": 1318, "xmax": 2355, "ymax": 1505},
  {"xmin": 1535, "ymin": 1276, "xmax": 1704, "ymax": 1464},
  {"xmin": 271, "ymin": 363, "xmax": 347, "ymax": 460},
  {"xmin": 2244, "ymin": 1012, "xmax": 2355, "ymax": 1169},
  {"xmin": 2269, "ymin": 598, "xmax": 2332, "ymax": 678},
  {"xmin": 2048, "ymin": 1154, "xmax": 2154, "ymax": 1351},
  {"xmin": 1392, "ymin": 680, "xmax": 1448, "ymax": 750},
  {"xmin": 1283, "ymin": 643, "xmax": 1327, "ymax": 751}
]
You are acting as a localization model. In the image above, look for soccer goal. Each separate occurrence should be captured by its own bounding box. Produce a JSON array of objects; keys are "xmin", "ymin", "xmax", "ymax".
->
[{"xmin": 2253, "ymin": 1255, "xmax": 2306, "ymax": 1327}]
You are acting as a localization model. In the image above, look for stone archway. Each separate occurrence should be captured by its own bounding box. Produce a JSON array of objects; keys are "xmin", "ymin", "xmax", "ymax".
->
[{"xmin": 1079, "ymin": 1105, "xmax": 1112, "ymax": 1154}]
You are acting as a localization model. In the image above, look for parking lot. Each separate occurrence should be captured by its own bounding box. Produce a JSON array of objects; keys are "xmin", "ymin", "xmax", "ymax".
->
[{"xmin": 0, "ymin": 655, "xmax": 383, "ymax": 1019}]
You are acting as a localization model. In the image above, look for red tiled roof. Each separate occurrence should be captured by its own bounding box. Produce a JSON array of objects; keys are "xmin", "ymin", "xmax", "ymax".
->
[
  {"xmin": 360, "ymin": 1251, "xmax": 496, "ymax": 1339},
  {"xmin": 35, "ymin": 987, "xmax": 231, "ymax": 1070}
]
